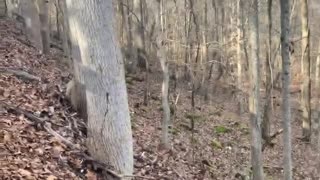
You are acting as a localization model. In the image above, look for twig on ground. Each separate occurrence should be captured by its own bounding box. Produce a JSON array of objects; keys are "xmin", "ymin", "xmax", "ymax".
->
[{"xmin": 0, "ymin": 67, "xmax": 41, "ymax": 81}]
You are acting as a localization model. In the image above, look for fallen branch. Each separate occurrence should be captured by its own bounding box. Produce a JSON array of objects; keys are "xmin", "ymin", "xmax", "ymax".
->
[
  {"xmin": 270, "ymin": 128, "xmax": 284, "ymax": 139},
  {"xmin": 0, "ymin": 67, "xmax": 41, "ymax": 81}
]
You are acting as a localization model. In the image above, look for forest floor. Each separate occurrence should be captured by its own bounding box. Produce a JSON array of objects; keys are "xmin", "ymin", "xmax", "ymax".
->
[{"xmin": 0, "ymin": 18, "xmax": 319, "ymax": 180}]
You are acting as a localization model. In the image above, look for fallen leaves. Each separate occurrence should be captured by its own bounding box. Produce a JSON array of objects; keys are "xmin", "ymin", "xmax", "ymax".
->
[{"xmin": 0, "ymin": 19, "xmax": 86, "ymax": 179}]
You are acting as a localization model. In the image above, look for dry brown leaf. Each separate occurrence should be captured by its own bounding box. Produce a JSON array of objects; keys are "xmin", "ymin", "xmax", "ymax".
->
[
  {"xmin": 18, "ymin": 168, "xmax": 32, "ymax": 177},
  {"xmin": 3, "ymin": 131, "xmax": 11, "ymax": 143},
  {"xmin": 46, "ymin": 175, "xmax": 58, "ymax": 180},
  {"xmin": 86, "ymin": 170, "xmax": 97, "ymax": 180},
  {"xmin": 52, "ymin": 145, "xmax": 65, "ymax": 158}
]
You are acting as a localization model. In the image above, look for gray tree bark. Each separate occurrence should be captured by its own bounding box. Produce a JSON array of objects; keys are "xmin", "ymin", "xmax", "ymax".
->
[
  {"xmin": 157, "ymin": 0, "xmax": 170, "ymax": 149},
  {"xmin": 280, "ymin": 0, "xmax": 292, "ymax": 179},
  {"xmin": 66, "ymin": 0, "xmax": 134, "ymax": 177},
  {"xmin": 57, "ymin": 0, "xmax": 70, "ymax": 59},
  {"xmin": 248, "ymin": 0, "xmax": 264, "ymax": 179},
  {"xmin": 316, "ymin": 42, "xmax": 320, "ymax": 150},
  {"xmin": 262, "ymin": 0, "xmax": 273, "ymax": 143},
  {"xmin": 237, "ymin": 0, "xmax": 243, "ymax": 114},
  {"xmin": 300, "ymin": 0, "xmax": 311, "ymax": 142},
  {"xmin": 37, "ymin": 0, "xmax": 50, "ymax": 54}
]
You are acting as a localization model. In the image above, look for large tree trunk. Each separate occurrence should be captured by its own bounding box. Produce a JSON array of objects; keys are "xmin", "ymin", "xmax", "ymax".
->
[
  {"xmin": 66, "ymin": 0, "xmax": 134, "ymax": 177},
  {"xmin": 248, "ymin": 0, "xmax": 264, "ymax": 179},
  {"xmin": 300, "ymin": 0, "xmax": 311, "ymax": 141},
  {"xmin": 280, "ymin": 0, "xmax": 292, "ymax": 179}
]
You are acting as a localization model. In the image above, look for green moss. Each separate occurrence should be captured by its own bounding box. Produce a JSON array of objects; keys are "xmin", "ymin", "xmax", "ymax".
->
[{"xmin": 214, "ymin": 125, "xmax": 231, "ymax": 134}]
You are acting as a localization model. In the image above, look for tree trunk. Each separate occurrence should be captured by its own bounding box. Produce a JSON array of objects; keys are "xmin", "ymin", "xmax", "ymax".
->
[
  {"xmin": 20, "ymin": 0, "xmax": 43, "ymax": 51},
  {"xmin": 38, "ymin": 0, "xmax": 50, "ymax": 54},
  {"xmin": 158, "ymin": 43, "xmax": 170, "ymax": 149},
  {"xmin": 280, "ymin": 0, "xmax": 292, "ymax": 179},
  {"xmin": 66, "ymin": 0, "xmax": 134, "ymax": 177},
  {"xmin": 300, "ymin": 0, "xmax": 311, "ymax": 141},
  {"xmin": 262, "ymin": 0, "xmax": 273, "ymax": 143},
  {"xmin": 57, "ymin": 0, "xmax": 70, "ymax": 60},
  {"xmin": 316, "ymin": 41, "xmax": 320, "ymax": 149},
  {"xmin": 157, "ymin": 0, "xmax": 170, "ymax": 149},
  {"xmin": 249, "ymin": 0, "xmax": 264, "ymax": 179},
  {"xmin": 0, "ymin": 0, "xmax": 6, "ymax": 16},
  {"xmin": 237, "ymin": 0, "xmax": 243, "ymax": 114}
]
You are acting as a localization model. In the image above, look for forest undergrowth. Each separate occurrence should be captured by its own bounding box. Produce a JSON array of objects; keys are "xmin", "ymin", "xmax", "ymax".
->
[{"xmin": 0, "ymin": 18, "xmax": 319, "ymax": 180}]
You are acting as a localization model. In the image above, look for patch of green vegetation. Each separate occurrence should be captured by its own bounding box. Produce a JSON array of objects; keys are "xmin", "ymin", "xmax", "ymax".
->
[
  {"xmin": 214, "ymin": 125, "xmax": 231, "ymax": 134},
  {"xmin": 210, "ymin": 139, "xmax": 223, "ymax": 149}
]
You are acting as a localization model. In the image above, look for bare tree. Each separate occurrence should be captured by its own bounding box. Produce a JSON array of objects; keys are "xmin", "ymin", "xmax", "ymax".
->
[
  {"xmin": 66, "ymin": 0, "xmax": 133, "ymax": 177},
  {"xmin": 300, "ymin": 0, "xmax": 311, "ymax": 141},
  {"xmin": 316, "ymin": 41, "xmax": 320, "ymax": 149},
  {"xmin": 37, "ymin": 0, "xmax": 50, "ymax": 54},
  {"xmin": 57, "ymin": 0, "xmax": 70, "ymax": 59},
  {"xmin": 237, "ymin": 0, "xmax": 243, "ymax": 113},
  {"xmin": 248, "ymin": 0, "xmax": 264, "ymax": 179},
  {"xmin": 280, "ymin": 0, "xmax": 292, "ymax": 179},
  {"xmin": 157, "ymin": 0, "xmax": 170, "ymax": 149},
  {"xmin": 262, "ymin": 0, "xmax": 273, "ymax": 143}
]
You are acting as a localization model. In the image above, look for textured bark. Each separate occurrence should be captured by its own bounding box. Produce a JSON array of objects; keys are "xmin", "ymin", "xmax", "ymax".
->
[
  {"xmin": 19, "ymin": 0, "xmax": 43, "ymax": 51},
  {"xmin": 202, "ymin": 0, "xmax": 210, "ymax": 102},
  {"xmin": 262, "ymin": 0, "xmax": 273, "ymax": 142},
  {"xmin": 316, "ymin": 42, "xmax": 320, "ymax": 149},
  {"xmin": 38, "ymin": 0, "xmax": 50, "ymax": 54},
  {"xmin": 66, "ymin": 0, "xmax": 133, "ymax": 176},
  {"xmin": 300, "ymin": 0, "xmax": 311, "ymax": 141},
  {"xmin": 57, "ymin": 0, "xmax": 70, "ymax": 59},
  {"xmin": 236, "ymin": 0, "xmax": 243, "ymax": 114},
  {"xmin": 66, "ymin": 79, "xmax": 87, "ymax": 121},
  {"xmin": 157, "ymin": 0, "xmax": 170, "ymax": 149},
  {"xmin": 158, "ymin": 45, "xmax": 170, "ymax": 148},
  {"xmin": 0, "ymin": 0, "xmax": 5, "ymax": 16},
  {"xmin": 280, "ymin": 0, "xmax": 292, "ymax": 179},
  {"xmin": 248, "ymin": 0, "xmax": 264, "ymax": 179}
]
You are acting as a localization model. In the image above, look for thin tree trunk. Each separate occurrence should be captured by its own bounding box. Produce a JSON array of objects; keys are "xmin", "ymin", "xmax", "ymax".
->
[
  {"xmin": 57, "ymin": 0, "xmax": 70, "ymax": 59},
  {"xmin": 240, "ymin": 0, "xmax": 249, "ymax": 72},
  {"xmin": 157, "ymin": 0, "xmax": 170, "ymax": 148},
  {"xmin": 262, "ymin": 0, "xmax": 273, "ymax": 143},
  {"xmin": 249, "ymin": 0, "xmax": 264, "ymax": 179},
  {"xmin": 300, "ymin": 0, "xmax": 311, "ymax": 141},
  {"xmin": 66, "ymin": 0, "xmax": 134, "ymax": 177},
  {"xmin": 316, "ymin": 42, "xmax": 320, "ymax": 149},
  {"xmin": 280, "ymin": 0, "xmax": 292, "ymax": 179},
  {"xmin": 237, "ymin": 0, "xmax": 243, "ymax": 114},
  {"xmin": 38, "ymin": 0, "xmax": 50, "ymax": 54}
]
